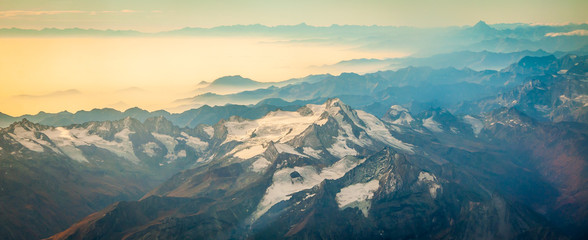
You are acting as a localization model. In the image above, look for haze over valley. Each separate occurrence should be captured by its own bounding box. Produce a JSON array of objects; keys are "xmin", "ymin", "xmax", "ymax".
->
[{"xmin": 2, "ymin": 20, "xmax": 587, "ymax": 116}]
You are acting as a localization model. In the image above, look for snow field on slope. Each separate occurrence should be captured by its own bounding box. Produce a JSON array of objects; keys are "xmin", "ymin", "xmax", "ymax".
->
[
  {"xmin": 418, "ymin": 171, "xmax": 441, "ymax": 199},
  {"xmin": 463, "ymin": 115, "xmax": 484, "ymax": 136},
  {"xmin": 252, "ymin": 156, "xmax": 364, "ymax": 221},
  {"xmin": 422, "ymin": 116, "xmax": 443, "ymax": 133},
  {"xmin": 335, "ymin": 179, "xmax": 380, "ymax": 217}
]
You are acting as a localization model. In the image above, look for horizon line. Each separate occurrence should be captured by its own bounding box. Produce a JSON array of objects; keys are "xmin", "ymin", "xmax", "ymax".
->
[{"xmin": 2, "ymin": 21, "xmax": 588, "ymax": 34}]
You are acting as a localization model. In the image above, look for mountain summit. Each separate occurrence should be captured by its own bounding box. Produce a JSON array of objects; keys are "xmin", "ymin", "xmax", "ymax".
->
[
  {"xmin": 192, "ymin": 75, "xmax": 276, "ymax": 95},
  {"xmin": 472, "ymin": 20, "xmax": 492, "ymax": 30},
  {"xmin": 463, "ymin": 20, "xmax": 500, "ymax": 39},
  {"xmin": 209, "ymin": 75, "xmax": 261, "ymax": 86}
]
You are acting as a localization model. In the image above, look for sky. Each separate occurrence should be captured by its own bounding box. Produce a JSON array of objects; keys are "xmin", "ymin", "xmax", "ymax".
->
[
  {"xmin": 0, "ymin": 0, "xmax": 587, "ymax": 116},
  {"xmin": 0, "ymin": 0, "xmax": 586, "ymax": 31},
  {"xmin": 0, "ymin": 36, "xmax": 404, "ymax": 116}
]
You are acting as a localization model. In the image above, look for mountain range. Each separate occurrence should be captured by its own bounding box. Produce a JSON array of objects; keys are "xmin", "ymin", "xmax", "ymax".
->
[
  {"xmin": 190, "ymin": 75, "xmax": 318, "ymax": 95},
  {"xmin": 1, "ymin": 95, "xmax": 584, "ymax": 239},
  {"xmin": 173, "ymin": 54, "xmax": 587, "ymax": 123},
  {"xmin": 0, "ymin": 104, "xmax": 303, "ymax": 129},
  {"xmin": 2, "ymin": 21, "xmax": 587, "ymax": 56},
  {"xmin": 320, "ymin": 49, "xmax": 561, "ymax": 73},
  {"xmin": 1, "ymin": 54, "xmax": 587, "ymax": 237},
  {"xmin": 3, "ymin": 54, "xmax": 586, "ymax": 129},
  {"xmin": 1, "ymin": 22, "xmax": 588, "ymax": 239}
]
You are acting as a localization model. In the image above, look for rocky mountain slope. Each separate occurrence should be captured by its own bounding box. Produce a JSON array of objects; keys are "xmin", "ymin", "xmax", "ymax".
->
[
  {"xmin": 178, "ymin": 55, "xmax": 586, "ymax": 119},
  {"xmin": 47, "ymin": 99, "xmax": 587, "ymax": 239},
  {"xmin": 457, "ymin": 55, "xmax": 588, "ymax": 123},
  {"xmin": 0, "ymin": 117, "xmax": 213, "ymax": 239}
]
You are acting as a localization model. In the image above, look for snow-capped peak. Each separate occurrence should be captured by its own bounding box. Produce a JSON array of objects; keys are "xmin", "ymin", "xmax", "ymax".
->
[
  {"xmin": 384, "ymin": 105, "xmax": 415, "ymax": 126},
  {"xmin": 221, "ymin": 99, "xmax": 412, "ymax": 162},
  {"xmin": 388, "ymin": 105, "xmax": 409, "ymax": 115}
]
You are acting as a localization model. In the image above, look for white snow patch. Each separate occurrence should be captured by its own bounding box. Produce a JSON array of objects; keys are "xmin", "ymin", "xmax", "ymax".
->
[
  {"xmin": 302, "ymin": 147, "xmax": 322, "ymax": 159},
  {"xmin": 391, "ymin": 113, "xmax": 415, "ymax": 125},
  {"xmin": 303, "ymin": 193, "xmax": 315, "ymax": 201},
  {"xmin": 152, "ymin": 133, "xmax": 177, "ymax": 152},
  {"xmin": 180, "ymin": 132, "xmax": 208, "ymax": 152},
  {"xmin": 428, "ymin": 184, "xmax": 441, "ymax": 198},
  {"xmin": 109, "ymin": 128, "xmax": 140, "ymax": 163},
  {"xmin": 58, "ymin": 146, "xmax": 88, "ymax": 162},
  {"xmin": 388, "ymin": 105, "xmax": 409, "ymax": 115},
  {"xmin": 418, "ymin": 172, "xmax": 441, "ymax": 199},
  {"xmin": 250, "ymin": 156, "xmax": 271, "ymax": 172},
  {"xmin": 387, "ymin": 105, "xmax": 415, "ymax": 125},
  {"xmin": 223, "ymin": 120, "xmax": 258, "ymax": 143},
  {"xmin": 177, "ymin": 149, "xmax": 187, "ymax": 158},
  {"xmin": 274, "ymin": 143, "xmax": 307, "ymax": 157},
  {"xmin": 142, "ymin": 142, "xmax": 159, "ymax": 157},
  {"xmin": 152, "ymin": 133, "xmax": 178, "ymax": 160},
  {"xmin": 314, "ymin": 117, "xmax": 328, "ymax": 126},
  {"xmin": 327, "ymin": 135, "xmax": 359, "ymax": 158},
  {"xmin": 114, "ymin": 128, "xmax": 131, "ymax": 141},
  {"xmin": 463, "ymin": 115, "xmax": 484, "ymax": 136},
  {"xmin": 418, "ymin": 172, "xmax": 436, "ymax": 182},
  {"xmin": 325, "ymin": 107, "xmax": 368, "ymax": 149},
  {"xmin": 223, "ymin": 107, "xmax": 321, "ymax": 145},
  {"xmin": 42, "ymin": 127, "xmax": 139, "ymax": 163},
  {"xmin": 97, "ymin": 125, "xmax": 109, "ymax": 131},
  {"xmin": 233, "ymin": 144, "xmax": 266, "ymax": 159},
  {"xmin": 423, "ymin": 117, "xmax": 443, "ymax": 133},
  {"xmin": 221, "ymin": 103, "xmax": 328, "ymax": 160},
  {"xmin": 9, "ymin": 126, "xmax": 47, "ymax": 152},
  {"xmin": 356, "ymin": 110, "xmax": 413, "ymax": 152},
  {"xmin": 203, "ymin": 126, "xmax": 214, "ymax": 138},
  {"xmin": 574, "ymin": 95, "xmax": 588, "ymax": 107},
  {"xmin": 8, "ymin": 126, "xmax": 61, "ymax": 153},
  {"xmin": 450, "ymin": 127, "xmax": 458, "ymax": 134},
  {"xmin": 336, "ymin": 180, "xmax": 380, "ymax": 217},
  {"xmin": 534, "ymin": 104, "xmax": 550, "ymax": 113},
  {"xmin": 14, "ymin": 137, "xmax": 41, "ymax": 152},
  {"xmin": 252, "ymin": 156, "xmax": 364, "ymax": 221},
  {"xmin": 387, "ymin": 124, "xmax": 402, "ymax": 133},
  {"xmin": 8, "ymin": 126, "xmax": 75, "ymax": 157},
  {"xmin": 253, "ymin": 166, "xmax": 323, "ymax": 220},
  {"xmin": 325, "ymin": 99, "xmax": 364, "ymax": 127},
  {"xmin": 320, "ymin": 156, "xmax": 365, "ymax": 180}
]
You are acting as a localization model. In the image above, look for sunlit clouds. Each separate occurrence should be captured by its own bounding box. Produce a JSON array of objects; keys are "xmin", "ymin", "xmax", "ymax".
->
[{"xmin": 545, "ymin": 29, "xmax": 588, "ymax": 37}]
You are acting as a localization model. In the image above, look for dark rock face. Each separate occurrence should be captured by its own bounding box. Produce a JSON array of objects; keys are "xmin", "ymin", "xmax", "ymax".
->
[{"xmin": 289, "ymin": 171, "xmax": 302, "ymax": 178}]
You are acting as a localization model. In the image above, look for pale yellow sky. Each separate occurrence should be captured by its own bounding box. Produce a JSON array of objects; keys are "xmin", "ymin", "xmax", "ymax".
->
[{"xmin": 0, "ymin": 37, "xmax": 406, "ymax": 116}]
